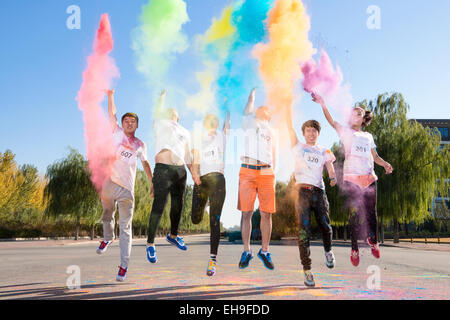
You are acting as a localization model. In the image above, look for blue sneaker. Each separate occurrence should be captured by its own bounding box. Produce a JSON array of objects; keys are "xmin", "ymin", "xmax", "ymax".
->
[
  {"xmin": 166, "ymin": 234, "xmax": 187, "ymax": 251},
  {"xmin": 146, "ymin": 245, "xmax": 157, "ymax": 263},
  {"xmin": 239, "ymin": 251, "xmax": 253, "ymax": 269},
  {"xmin": 257, "ymin": 249, "xmax": 274, "ymax": 270}
]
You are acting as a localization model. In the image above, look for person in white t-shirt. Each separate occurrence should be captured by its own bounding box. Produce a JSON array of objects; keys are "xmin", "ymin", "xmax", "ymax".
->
[
  {"xmin": 146, "ymin": 90, "xmax": 200, "ymax": 264},
  {"xmin": 97, "ymin": 89, "xmax": 153, "ymax": 282},
  {"xmin": 286, "ymin": 104, "xmax": 337, "ymax": 287},
  {"xmin": 312, "ymin": 92, "xmax": 393, "ymax": 267},
  {"xmin": 191, "ymin": 111, "xmax": 230, "ymax": 277},
  {"xmin": 238, "ymin": 89, "xmax": 278, "ymax": 271}
]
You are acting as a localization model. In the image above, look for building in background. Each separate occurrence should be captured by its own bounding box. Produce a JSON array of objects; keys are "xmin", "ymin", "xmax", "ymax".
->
[{"xmin": 413, "ymin": 119, "xmax": 450, "ymax": 219}]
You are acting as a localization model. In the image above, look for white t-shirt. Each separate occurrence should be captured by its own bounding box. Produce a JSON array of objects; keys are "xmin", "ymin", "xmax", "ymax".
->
[
  {"xmin": 241, "ymin": 115, "xmax": 276, "ymax": 166},
  {"xmin": 110, "ymin": 127, "xmax": 148, "ymax": 193},
  {"xmin": 154, "ymin": 119, "xmax": 192, "ymax": 164},
  {"xmin": 292, "ymin": 142, "xmax": 336, "ymax": 190},
  {"xmin": 338, "ymin": 126, "xmax": 377, "ymax": 177},
  {"xmin": 192, "ymin": 129, "xmax": 227, "ymax": 177}
]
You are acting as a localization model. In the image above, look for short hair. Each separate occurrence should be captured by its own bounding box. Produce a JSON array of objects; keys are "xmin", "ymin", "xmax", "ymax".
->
[
  {"xmin": 121, "ymin": 112, "xmax": 139, "ymax": 124},
  {"xmin": 203, "ymin": 114, "xmax": 219, "ymax": 128},
  {"xmin": 302, "ymin": 120, "xmax": 321, "ymax": 133}
]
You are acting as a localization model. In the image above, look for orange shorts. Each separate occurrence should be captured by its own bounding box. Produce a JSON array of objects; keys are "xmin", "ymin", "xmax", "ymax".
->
[{"xmin": 237, "ymin": 166, "xmax": 276, "ymax": 214}]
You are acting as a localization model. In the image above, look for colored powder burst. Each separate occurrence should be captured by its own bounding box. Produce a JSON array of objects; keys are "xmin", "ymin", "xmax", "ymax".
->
[
  {"xmin": 301, "ymin": 49, "xmax": 353, "ymax": 123},
  {"xmin": 188, "ymin": 1, "xmax": 274, "ymax": 116},
  {"xmin": 77, "ymin": 14, "xmax": 119, "ymax": 193},
  {"xmin": 216, "ymin": 0, "xmax": 274, "ymax": 114},
  {"xmin": 253, "ymin": 0, "xmax": 316, "ymax": 126},
  {"xmin": 186, "ymin": 6, "xmax": 236, "ymax": 115},
  {"xmin": 131, "ymin": 0, "xmax": 189, "ymax": 87}
]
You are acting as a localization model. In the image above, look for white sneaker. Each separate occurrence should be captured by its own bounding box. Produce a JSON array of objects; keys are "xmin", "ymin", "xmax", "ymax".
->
[
  {"xmin": 96, "ymin": 240, "xmax": 112, "ymax": 254},
  {"xmin": 325, "ymin": 251, "xmax": 335, "ymax": 269},
  {"xmin": 116, "ymin": 266, "xmax": 127, "ymax": 282},
  {"xmin": 304, "ymin": 270, "xmax": 315, "ymax": 287}
]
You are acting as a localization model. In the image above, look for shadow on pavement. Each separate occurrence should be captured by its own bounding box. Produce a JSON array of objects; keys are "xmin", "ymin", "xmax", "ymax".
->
[{"xmin": 5, "ymin": 283, "xmax": 342, "ymax": 300}]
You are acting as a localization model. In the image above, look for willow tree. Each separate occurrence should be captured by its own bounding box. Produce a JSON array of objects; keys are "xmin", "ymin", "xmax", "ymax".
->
[
  {"xmin": 133, "ymin": 169, "xmax": 154, "ymax": 237},
  {"xmin": 360, "ymin": 93, "xmax": 449, "ymax": 242},
  {"xmin": 44, "ymin": 148, "xmax": 100, "ymax": 240},
  {"xmin": 325, "ymin": 142, "xmax": 349, "ymax": 239}
]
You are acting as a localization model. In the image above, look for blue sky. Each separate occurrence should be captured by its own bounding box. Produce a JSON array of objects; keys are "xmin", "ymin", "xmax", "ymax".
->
[{"xmin": 1, "ymin": 0, "xmax": 449, "ymax": 228}]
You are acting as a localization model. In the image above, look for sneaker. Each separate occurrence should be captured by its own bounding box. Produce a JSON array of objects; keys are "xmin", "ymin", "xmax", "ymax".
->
[
  {"xmin": 116, "ymin": 266, "xmax": 127, "ymax": 282},
  {"xmin": 146, "ymin": 245, "xmax": 157, "ymax": 263},
  {"xmin": 206, "ymin": 259, "xmax": 216, "ymax": 277},
  {"xmin": 350, "ymin": 249, "xmax": 360, "ymax": 267},
  {"xmin": 257, "ymin": 249, "xmax": 274, "ymax": 270},
  {"xmin": 96, "ymin": 240, "xmax": 112, "ymax": 254},
  {"xmin": 166, "ymin": 234, "xmax": 187, "ymax": 251},
  {"xmin": 238, "ymin": 251, "xmax": 253, "ymax": 269},
  {"xmin": 304, "ymin": 270, "xmax": 315, "ymax": 287},
  {"xmin": 367, "ymin": 237, "xmax": 380, "ymax": 259},
  {"xmin": 325, "ymin": 251, "xmax": 335, "ymax": 269}
]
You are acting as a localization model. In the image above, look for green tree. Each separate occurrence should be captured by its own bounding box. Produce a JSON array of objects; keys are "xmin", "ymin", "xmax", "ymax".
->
[{"xmin": 44, "ymin": 148, "xmax": 100, "ymax": 240}]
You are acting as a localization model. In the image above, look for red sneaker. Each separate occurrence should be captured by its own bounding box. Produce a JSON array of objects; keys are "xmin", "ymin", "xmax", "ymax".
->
[
  {"xmin": 116, "ymin": 266, "xmax": 127, "ymax": 282},
  {"xmin": 367, "ymin": 237, "xmax": 380, "ymax": 259},
  {"xmin": 350, "ymin": 250, "xmax": 360, "ymax": 267}
]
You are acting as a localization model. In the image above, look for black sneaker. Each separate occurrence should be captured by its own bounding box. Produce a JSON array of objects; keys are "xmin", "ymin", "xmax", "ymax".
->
[
  {"xmin": 238, "ymin": 251, "xmax": 253, "ymax": 269},
  {"xmin": 257, "ymin": 249, "xmax": 274, "ymax": 270}
]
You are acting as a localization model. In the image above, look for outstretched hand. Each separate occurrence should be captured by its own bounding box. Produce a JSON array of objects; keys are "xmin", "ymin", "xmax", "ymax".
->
[
  {"xmin": 311, "ymin": 92, "xmax": 324, "ymax": 105},
  {"xmin": 106, "ymin": 89, "xmax": 115, "ymax": 96},
  {"xmin": 249, "ymin": 88, "xmax": 256, "ymax": 102}
]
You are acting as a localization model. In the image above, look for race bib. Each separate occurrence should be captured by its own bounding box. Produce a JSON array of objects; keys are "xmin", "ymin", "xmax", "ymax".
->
[
  {"xmin": 118, "ymin": 146, "xmax": 135, "ymax": 164},
  {"xmin": 203, "ymin": 145, "xmax": 220, "ymax": 163},
  {"xmin": 303, "ymin": 151, "xmax": 323, "ymax": 169},
  {"xmin": 351, "ymin": 137, "xmax": 371, "ymax": 158}
]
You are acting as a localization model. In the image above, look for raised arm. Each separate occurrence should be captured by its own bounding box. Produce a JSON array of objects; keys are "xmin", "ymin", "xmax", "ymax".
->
[
  {"xmin": 286, "ymin": 104, "xmax": 299, "ymax": 148},
  {"xmin": 223, "ymin": 110, "xmax": 231, "ymax": 135},
  {"xmin": 311, "ymin": 93, "xmax": 340, "ymax": 131},
  {"xmin": 244, "ymin": 88, "xmax": 256, "ymax": 115},
  {"xmin": 154, "ymin": 89, "xmax": 167, "ymax": 119},
  {"xmin": 107, "ymin": 89, "xmax": 118, "ymax": 131}
]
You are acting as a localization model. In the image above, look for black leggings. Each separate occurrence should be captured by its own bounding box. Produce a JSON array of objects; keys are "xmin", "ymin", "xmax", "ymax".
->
[
  {"xmin": 343, "ymin": 181, "xmax": 377, "ymax": 251},
  {"xmin": 147, "ymin": 163, "xmax": 187, "ymax": 244},
  {"xmin": 191, "ymin": 172, "xmax": 226, "ymax": 255},
  {"xmin": 295, "ymin": 185, "xmax": 332, "ymax": 271}
]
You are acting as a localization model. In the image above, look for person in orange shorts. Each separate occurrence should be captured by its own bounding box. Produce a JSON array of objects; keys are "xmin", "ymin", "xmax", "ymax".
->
[{"xmin": 238, "ymin": 89, "xmax": 277, "ymax": 270}]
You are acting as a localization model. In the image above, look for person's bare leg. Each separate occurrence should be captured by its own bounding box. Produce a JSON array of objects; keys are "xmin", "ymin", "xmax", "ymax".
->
[
  {"xmin": 260, "ymin": 211, "xmax": 272, "ymax": 252},
  {"xmin": 241, "ymin": 211, "xmax": 253, "ymax": 252}
]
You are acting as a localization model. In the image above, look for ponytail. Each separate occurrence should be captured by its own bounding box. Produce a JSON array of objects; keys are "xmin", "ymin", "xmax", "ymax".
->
[{"xmin": 362, "ymin": 110, "xmax": 374, "ymax": 127}]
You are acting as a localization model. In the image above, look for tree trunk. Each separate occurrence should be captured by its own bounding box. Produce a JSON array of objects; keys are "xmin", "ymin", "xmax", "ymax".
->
[
  {"xmin": 343, "ymin": 224, "xmax": 347, "ymax": 241},
  {"xmin": 75, "ymin": 218, "xmax": 80, "ymax": 241},
  {"xmin": 404, "ymin": 222, "xmax": 408, "ymax": 235},
  {"xmin": 393, "ymin": 218, "xmax": 400, "ymax": 243},
  {"xmin": 90, "ymin": 224, "xmax": 95, "ymax": 240}
]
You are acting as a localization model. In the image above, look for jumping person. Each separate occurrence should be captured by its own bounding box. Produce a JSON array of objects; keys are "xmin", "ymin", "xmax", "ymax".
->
[
  {"xmin": 146, "ymin": 90, "xmax": 200, "ymax": 264},
  {"xmin": 312, "ymin": 93, "xmax": 393, "ymax": 267},
  {"xmin": 97, "ymin": 89, "xmax": 153, "ymax": 282},
  {"xmin": 238, "ymin": 89, "xmax": 277, "ymax": 270},
  {"xmin": 191, "ymin": 111, "xmax": 230, "ymax": 276},
  {"xmin": 286, "ymin": 105, "xmax": 337, "ymax": 287}
]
